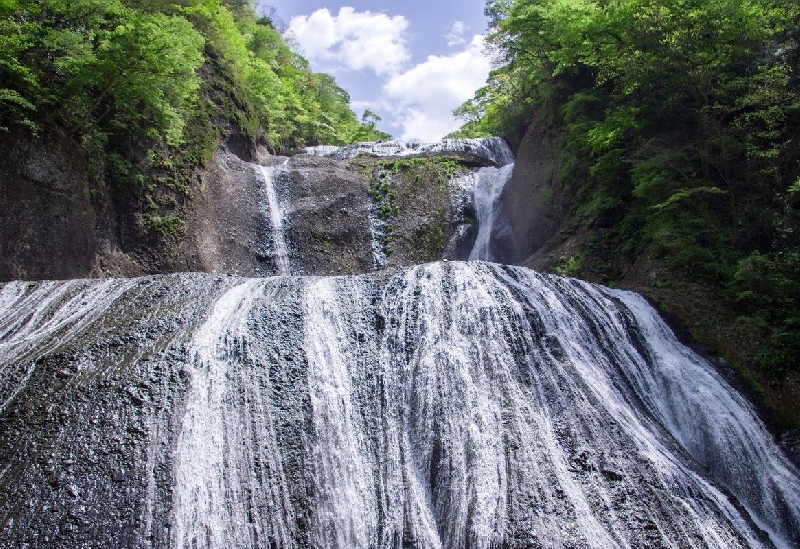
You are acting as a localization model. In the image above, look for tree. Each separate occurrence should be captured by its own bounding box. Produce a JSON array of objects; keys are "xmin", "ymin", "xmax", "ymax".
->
[{"xmin": 455, "ymin": 0, "xmax": 800, "ymax": 401}]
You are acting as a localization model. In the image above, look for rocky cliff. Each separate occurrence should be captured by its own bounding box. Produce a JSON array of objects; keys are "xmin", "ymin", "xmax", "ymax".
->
[
  {"xmin": 0, "ymin": 130, "xmax": 127, "ymax": 280},
  {"xmin": 0, "ymin": 134, "xmax": 509, "ymax": 281}
]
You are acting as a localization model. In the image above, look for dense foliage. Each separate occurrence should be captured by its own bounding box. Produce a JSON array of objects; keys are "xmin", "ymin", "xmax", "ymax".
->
[
  {"xmin": 0, "ymin": 0, "xmax": 204, "ymax": 143},
  {"xmin": 456, "ymin": 0, "xmax": 800, "ymax": 425},
  {"xmin": 0, "ymin": 0, "xmax": 388, "ymax": 186},
  {"xmin": 0, "ymin": 0, "xmax": 392, "ymax": 147}
]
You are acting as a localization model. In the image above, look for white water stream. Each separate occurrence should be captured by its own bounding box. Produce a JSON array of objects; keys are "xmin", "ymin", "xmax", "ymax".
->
[
  {"xmin": 257, "ymin": 161, "xmax": 291, "ymax": 275},
  {"xmin": 1, "ymin": 264, "xmax": 798, "ymax": 548},
  {"xmin": 1, "ymin": 140, "xmax": 799, "ymax": 549},
  {"xmin": 302, "ymin": 137, "xmax": 515, "ymax": 167},
  {"xmin": 468, "ymin": 163, "xmax": 515, "ymax": 262}
]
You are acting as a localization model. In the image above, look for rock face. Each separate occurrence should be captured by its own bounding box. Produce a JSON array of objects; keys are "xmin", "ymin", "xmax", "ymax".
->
[
  {"xmin": 499, "ymin": 116, "xmax": 571, "ymax": 267},
  {"xmin": 0, "ymin": 134, "xmax": 509, "ymax": 281},
  {"xmin": 278, "ymin": 154, "xmax": 374, "ymax": 275},
  {"xmin": 189, "ymin": 140, "xmax": 514, "ymax": 277},
  {"xmin": 270, "ymin": 137, "xmax": 513, "ymax": 275},
  {"xmin": 1, "ymin": 264, "xmax": 799, "ymax": 548},
  {"xmin": 0, "ymin": 129, "xmax": 269, "ymax": 281},
  {"xmin": 177, "ymin": 147, "xmax": 268, "ymax": 276},
  {"xmin": 0, "ymin": 130, "xmax": 129, "ymax": 280}
]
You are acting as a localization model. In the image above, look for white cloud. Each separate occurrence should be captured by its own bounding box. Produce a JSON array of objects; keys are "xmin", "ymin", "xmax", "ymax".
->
[
  {"xmin": 383, "ymin": 35, "xmax": 492, "ymax": 141},
  {"xmin": 445, "ymin": 21, "xmax": 468, "ymax": 47},
  {"xmin": 287, "ymin": 7, "xmax": 410, "ymax": 76}
]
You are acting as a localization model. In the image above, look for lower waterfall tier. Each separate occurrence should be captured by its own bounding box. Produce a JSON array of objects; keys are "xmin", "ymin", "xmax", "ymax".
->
[{"xmin": 0, "ymin": 262, "xmax": 798, "ymax": 548}]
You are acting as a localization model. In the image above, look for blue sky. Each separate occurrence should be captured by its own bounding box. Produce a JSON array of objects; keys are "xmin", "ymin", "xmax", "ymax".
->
[{"xmin": 258, "ymin": 1, "xmax": 493, "ymax": 141}]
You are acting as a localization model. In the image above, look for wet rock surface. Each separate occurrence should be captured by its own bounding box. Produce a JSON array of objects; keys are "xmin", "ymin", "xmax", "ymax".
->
[
  {"xmin": 3, "ymin": 137, "xmax": 800, "ymax": 549},
  {"xmin": 282, "ymin": 154, "xmax": 374, "ymax": 275},
  {"xmin": 1, "ymin": 264, "xmax": 799, "ymax": 548},
  {"xmin": 0, "ymin": 129, "xmax": 132, "ymax": 281},
  {"xmin": 252, "ymin": 147, "xmax": 504, "ymax": 276}
]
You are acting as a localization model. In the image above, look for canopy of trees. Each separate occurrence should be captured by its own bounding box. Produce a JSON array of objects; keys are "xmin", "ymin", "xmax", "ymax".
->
[
  {"xmin": 0, "ymin": 0, "xmax": 389, "ymax": 151},
  {"xmin": 455, "ymin": 0, "xmax": 800, "ymax": 425},
  {"xmin": 1, "ymin": 0, "xmax": 390, "ymax": 249}
]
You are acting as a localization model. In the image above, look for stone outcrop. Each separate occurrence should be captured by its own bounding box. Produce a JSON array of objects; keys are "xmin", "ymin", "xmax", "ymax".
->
[
  {"xmin": 0, "ymin": 130, "xmax": 269, "ymax": 281},
  {"xmin": 498, "ymin": 114, "xmax": 571, "ymax": 267},
  {"xmin": 0, "ymin": 131, "xmax": 499, "ymax": 281},
  {"xmin": 0, "ymin": 130, "xmax": 136, "ymax": 281},
  {"xmin": 274, "ymin": 152, "xmax": 493, "ymax": 275},
  {"xmin": 281, "ymin": 154, "xmax": 375, "ymax": 275}
]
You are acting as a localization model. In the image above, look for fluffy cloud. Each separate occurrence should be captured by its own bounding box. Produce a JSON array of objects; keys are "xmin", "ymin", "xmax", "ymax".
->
[
  {"xmin": 383, "ymin": 35, "xmax": 492, "ymax": 141},
  {"xmin": 287, "ymin": 7, "xmax": 410, "ymax": 76},
  {"xmin": 445, "ymin": 21, "xmax": 468, "ymax": 47},
  {"xmin": 286, "ymin": 9, "xmax": 493, "ymax": 142}
]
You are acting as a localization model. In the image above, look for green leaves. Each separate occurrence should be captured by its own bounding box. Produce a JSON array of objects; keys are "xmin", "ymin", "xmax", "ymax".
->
[
  {"xmin": 0, "ymin": 88, "xmax": 36, "ymax": 132},
  {"xmin": 0, "ymin": 0, "xmax": 205, "ymax": 145},
  {"xmin": 85, "ymin": 11, "xmax": 205, "ymax": 145},
  {"xmin": 204, "ymin": 4, "xmax": 391, "ymax": 149},
  {"xmin": 465, "ymin": 0, "xmax": 800, "ymax": 216},
  {"xmin": 1, "ymin": 0, "xmax": 381, "ymax": 149}
]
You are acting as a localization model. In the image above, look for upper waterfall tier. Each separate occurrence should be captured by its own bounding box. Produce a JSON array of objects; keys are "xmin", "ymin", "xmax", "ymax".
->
[
  {"xmin": 467, "ymin": 163, "xmax": 516, "ymax": 262},
  {"xmin": 234, "ymin": 142, "xmax": 516, "ymax": 277},
  {"xmin": 0, "ymin": 136, "xmax": 518, "ymax": 280},
  {"xmin": 1, "ymin": 262, "xmax": 797, "ymax": 548},
  {"xmin": 256, "ymin": 161, "xmax": 292, "ymax": 275},
  {"xmin": 301, "ymin": 137, "xmax": 515, "ymax": 167}
]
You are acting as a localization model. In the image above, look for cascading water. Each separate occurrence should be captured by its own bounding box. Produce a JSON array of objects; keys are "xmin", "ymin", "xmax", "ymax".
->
[
  {"xmin": 1, "ymin": 138, "xmax": 799, "ymax": 549},
  {"xmin": 468, "ymin": 163, "xmax": 515, "ymax": 262},
  {"xmin": 302, "ymin": 137, "xmax": 515, "ymax": 168},
  {"xmin": 1, "ymin": 264, "xmax": 799, "ymax": 548},
  {"xmin": 257, "ymin": 161, "xmax": 291, "ymax": 275}
]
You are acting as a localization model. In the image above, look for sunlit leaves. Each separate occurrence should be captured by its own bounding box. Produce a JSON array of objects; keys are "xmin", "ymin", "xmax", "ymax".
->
[
  {"xmin": 0, "ymin": 0, "xmax": 205, "ymax": 145},
  {"xmin": 1, "ymin": 0, "xmax": 384, "ymax": 149},
  {"xmin": 733, "ymin": 64, "xmax": 800, "ymax": 160},
  {"xmin": 213, "ymin": 5, "xmax": 390, "ymax": 148}
]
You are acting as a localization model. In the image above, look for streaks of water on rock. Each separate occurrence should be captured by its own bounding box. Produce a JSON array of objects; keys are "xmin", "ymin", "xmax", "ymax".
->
[
  {"xmin": 1, "ymin": 263, "xmax": 799, "ymax": 548},
  {"xmin": 257, "ymin": 161, "xmax": 292, "ymax": 275}
]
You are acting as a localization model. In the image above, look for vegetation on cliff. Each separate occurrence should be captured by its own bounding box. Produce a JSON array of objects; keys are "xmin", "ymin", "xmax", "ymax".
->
[
  {"xmin": 456, "ymin": 0, "xmax": 800, "ymax": 429},
  {"xmin": 0, "ymin": 0, "xmax": 389, "ymax": 235},
  {"xmin": 0, "ymin": 0, "xmax": 388, "ymax": 148}
]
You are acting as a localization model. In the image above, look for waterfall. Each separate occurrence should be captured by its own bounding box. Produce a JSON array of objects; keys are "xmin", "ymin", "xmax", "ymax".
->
[
  {"xmin": 257, "ymin": 161, "xmax": 291, "ymax": 275},
  {"xmin": 1, "ymin": 263, "xmax": 798, "ymax": 548},
  {"xmin": 303, "ymin": 277, "xmax": 380, "ymax": 547},
  {"xmin": 368, "ymin": 209, "xmax": 388, "ymax": 271},
  {"xmin": 468, "ymin": 163, "xmax": 515, "ymax": 261},
  {"xmin": 1, "ymin": 138, "xmax": 799, "ymax": 549},
  {"xmin": 302, "ymin": 137, "xmax": 515, "ymax": 167},
  {"xmin": 171, "ymin": 279, "xmax": 280, "ymax": 548},
  {"xmin": 0, "ymin": 279, "xmax": 137, "ymax": 414}
]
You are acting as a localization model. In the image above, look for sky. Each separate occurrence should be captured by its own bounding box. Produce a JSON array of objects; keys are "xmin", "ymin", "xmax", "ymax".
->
[{"xmin": 258, "ymin": 1, "xmax": 493, "ymax": 141}]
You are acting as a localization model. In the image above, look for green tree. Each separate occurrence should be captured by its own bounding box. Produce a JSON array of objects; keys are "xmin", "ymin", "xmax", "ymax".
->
[
  {"xmin": 456, "ymin": 0, "xmax": 800, "ymax": 417},
  {"xmin": 1, "ymin": 0, "xmax": 205, "ymax": 144},
  {"xmin": 75, "ymin": 10, "xmax": 204, "ymax": 144}
]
